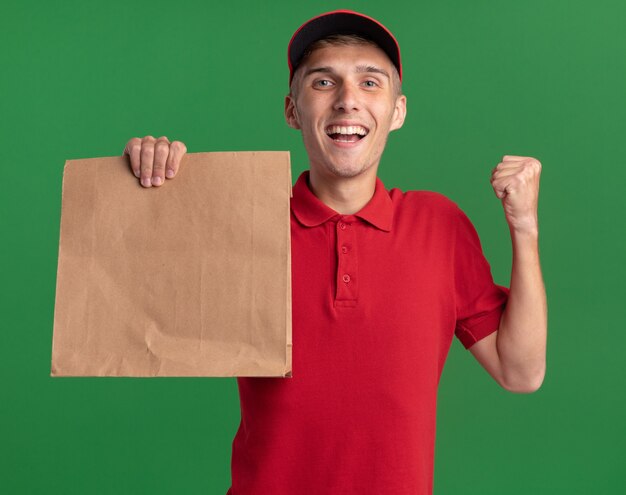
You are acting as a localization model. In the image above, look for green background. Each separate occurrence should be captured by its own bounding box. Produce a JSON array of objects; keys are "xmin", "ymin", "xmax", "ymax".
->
[{"xmin": 1, "ymin": 0, "xmax": 624, "ymax": 493}]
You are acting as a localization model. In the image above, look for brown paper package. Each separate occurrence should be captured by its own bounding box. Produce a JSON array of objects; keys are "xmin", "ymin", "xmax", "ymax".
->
[{"xmin": 51, "ymin": 151, "xmax": 292, "ymax": 377}]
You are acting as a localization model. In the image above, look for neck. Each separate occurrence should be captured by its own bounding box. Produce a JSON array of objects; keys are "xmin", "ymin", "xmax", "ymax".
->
[{"xmin": 308, "ymin": 167, "xmax": 378, "ymax": 215}]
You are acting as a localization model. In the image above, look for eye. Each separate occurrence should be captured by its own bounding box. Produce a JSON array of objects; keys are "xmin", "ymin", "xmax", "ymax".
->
[
  {"xmin": 362, "ymin": 80, "xmax": 379, "ymax": 88},
  {"xmin": 313, "ymin": 79, "xmax": 334, "ymax": 88}
]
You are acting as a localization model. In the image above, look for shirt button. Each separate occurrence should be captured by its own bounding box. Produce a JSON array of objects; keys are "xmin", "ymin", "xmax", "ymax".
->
[
  {"xmin": 339, "ymin": 222, "xmax": 347, "ymax": 230},
  {"xmin": 341, "ymin": 245, "xmax": 348, "ymax": 254},
  {"xmin": 342, "ymin": 274, "xmax": 351, "ymax": 283}
]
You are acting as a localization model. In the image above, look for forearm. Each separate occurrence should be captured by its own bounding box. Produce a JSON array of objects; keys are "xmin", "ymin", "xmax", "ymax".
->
[{"xmin": 496, "ymin": 227, "xmax": 547, "ymax": 392}]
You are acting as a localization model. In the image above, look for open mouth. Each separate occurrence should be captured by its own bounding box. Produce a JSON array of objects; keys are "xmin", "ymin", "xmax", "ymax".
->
[{"xmin": 325, "ymin": 125, "xmax": 369, "ymax": 143}]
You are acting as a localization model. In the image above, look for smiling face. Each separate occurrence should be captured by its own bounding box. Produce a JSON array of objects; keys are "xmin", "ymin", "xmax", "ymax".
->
[{"xmin": 285, "ymin": 42, "xmax": 407, "ymax": 181}]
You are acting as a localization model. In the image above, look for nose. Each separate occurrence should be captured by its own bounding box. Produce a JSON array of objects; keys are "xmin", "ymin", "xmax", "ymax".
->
[{"xmin": 333, "ymin": 81, "xmax": 360, "ymax": 112}]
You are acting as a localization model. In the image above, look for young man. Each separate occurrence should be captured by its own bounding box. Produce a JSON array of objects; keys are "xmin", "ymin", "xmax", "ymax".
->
[{"xmin": 123, "ymin": 10, "xmax": 547, "ymax": 495}]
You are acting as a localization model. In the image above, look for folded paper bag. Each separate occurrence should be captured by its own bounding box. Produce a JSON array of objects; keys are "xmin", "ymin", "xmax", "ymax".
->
[{"xmin": 51, "ymin": 151, "xmax": 292, "ymax": 377}]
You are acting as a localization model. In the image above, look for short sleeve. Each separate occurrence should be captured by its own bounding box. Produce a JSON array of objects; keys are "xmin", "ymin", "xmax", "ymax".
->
[{"xmin": 452, "ymin": 205, "xmax": 509, "ymax": 349}]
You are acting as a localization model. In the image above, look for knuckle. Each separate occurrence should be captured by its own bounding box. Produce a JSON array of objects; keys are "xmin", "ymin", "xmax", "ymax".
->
[
  {"xmin": 142, "ymin": 135, "xmax": 156, "ymax": 143},
  {"xmin": 125, "ymin": 138, "xmax": 141, "ymax": 153},
  {"xmin": 154, "ymin": 141, "xmax": 170, "ymax": 153},
  {"xmin": 523, "ymin": 163, "xmax": 536, "ymax": 175},
  {"xmin": 172, "ymin": 140, "xmax": 187, "ymax": 153}
]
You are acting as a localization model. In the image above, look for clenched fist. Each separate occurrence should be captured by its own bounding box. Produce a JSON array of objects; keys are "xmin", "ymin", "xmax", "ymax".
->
[
  {"xmin": 123, "ymin": 136, "xmax": 187, "ymax": 188},
  {"xmin": 490, "ymin": 155, "xmax": 542, "ymax": 234}
]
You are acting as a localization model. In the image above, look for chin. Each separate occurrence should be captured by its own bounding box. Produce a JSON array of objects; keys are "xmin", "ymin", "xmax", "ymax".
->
[
  {"xmin": 327, "ymin": 164, "xmax": 366, "ymax": 179},
  {"xmin": 337, "ymin": 157, "xmax": 378, "ymax": 178},
  {"xmin": 319, "ymin": 157, "xmax": 369, "ymax": 178}
]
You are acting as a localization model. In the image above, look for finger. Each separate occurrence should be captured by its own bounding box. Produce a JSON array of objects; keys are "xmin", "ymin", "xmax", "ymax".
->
[
  {"xmin": 491, "ymin": 167, "xmax": 521, "ymax": 180},
  {"xmin": 502, "ymin": 155, "xmax": 529, "ymax": 162},
  {"xmin": 123, "ymin": 137, "xmax": 142, "ymax": 178},
  {"xmin": 491, "ymin": 162, "xmax": 519, "ymax": 179},
  {"xmin": 491, "ymin": 173, "xmax": 510, "ymax": 194},
  {"xmin": 491, "ymin": 160, "xmax": 522, "ymax": 176},
  {"xmin": 140, "ymin": 135, "xmax": 157, "ymax": 187},
  {"xmin": 492, "ymin": 181, "xmax": 509, "ymax": 199},
  {"xmin": 495, "ymin": 161, "xmax": 525, "ymax": 172},
  {"xmin": 165, "ymin": 140, "xmax": 187, "ymax": 179},
  {"xmin": 492, "ymin": 175, "xmax": 521, "ymax": 199},
  {"xmin": 491, "ymin": 178, "xmax": 506, "ymax": 199},
  {"xmin": 151, "ymin": 136, "xmax": 170, "ymax": 186}
]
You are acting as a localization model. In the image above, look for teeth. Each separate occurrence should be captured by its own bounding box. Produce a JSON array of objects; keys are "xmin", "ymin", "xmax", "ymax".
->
[{"xmin": 325, "ymin": 125, "xmax": 368, "ymax": 136}]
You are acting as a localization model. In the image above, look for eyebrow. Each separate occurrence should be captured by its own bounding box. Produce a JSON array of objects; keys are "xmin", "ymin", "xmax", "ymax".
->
[{"xmin": 303, "ymin": 65, "xmax": 390, "ymax": 79}]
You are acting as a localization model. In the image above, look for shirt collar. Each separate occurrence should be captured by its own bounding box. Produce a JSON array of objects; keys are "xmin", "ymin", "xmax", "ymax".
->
[{"xmin": 290, "ymin": 170, "xmax": 393, "ymax": 232}]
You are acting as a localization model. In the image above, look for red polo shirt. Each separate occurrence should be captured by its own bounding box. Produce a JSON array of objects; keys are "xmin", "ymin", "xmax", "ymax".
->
[{"xmin": 227, "ymin": 171, "xmax": 509, "ymax": 495}]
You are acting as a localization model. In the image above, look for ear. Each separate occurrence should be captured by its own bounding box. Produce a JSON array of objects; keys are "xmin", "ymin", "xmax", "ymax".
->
[
  {"xmin": 389, "ymin": 94, "xmax": 407, "ymax": 132},
  {"xmin": 285, "ymin": 95, "xmax": 301, "ymax": 130}
]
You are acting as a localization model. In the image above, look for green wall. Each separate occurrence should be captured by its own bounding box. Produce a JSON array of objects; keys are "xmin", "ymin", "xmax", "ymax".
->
[{"xmin": 1, "ymin": 0, "xmax": 623, "ymax": 493}]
